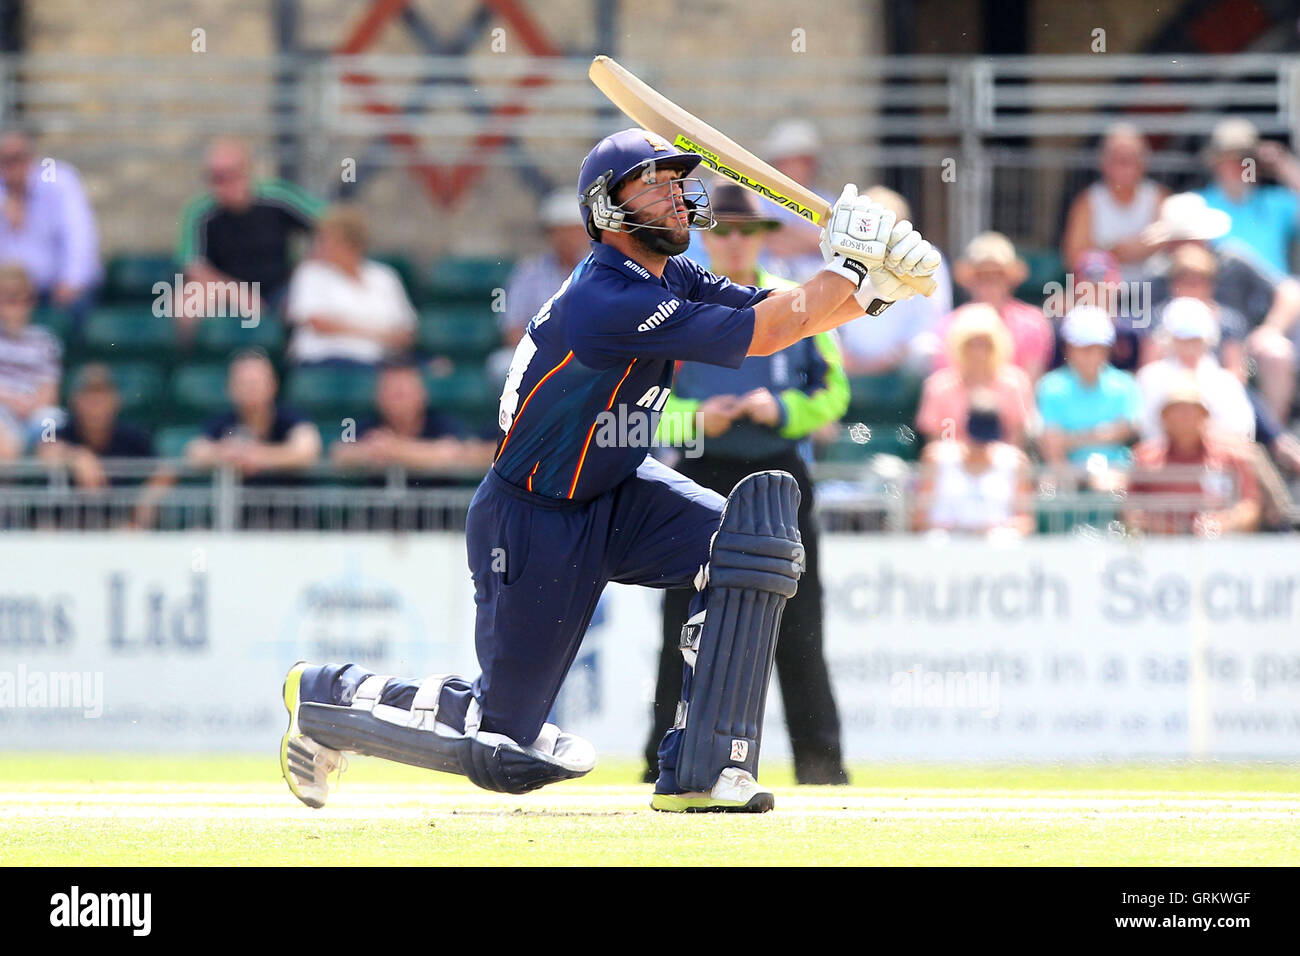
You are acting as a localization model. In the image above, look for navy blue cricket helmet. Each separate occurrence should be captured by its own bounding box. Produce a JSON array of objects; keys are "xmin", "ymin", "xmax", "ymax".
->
[{"xmin": 577, "ymin": 127, "xmax": 714, "ymax": 253}]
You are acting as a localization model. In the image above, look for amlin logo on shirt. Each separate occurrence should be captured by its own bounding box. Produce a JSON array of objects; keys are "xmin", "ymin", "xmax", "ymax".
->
[
  {"xmin": 49, "ymin": 886, "xmax": 151, "ymax": 936},
  {"xmin": 638, "ymin": 298, "xmax": 679, "ymax": 332}
]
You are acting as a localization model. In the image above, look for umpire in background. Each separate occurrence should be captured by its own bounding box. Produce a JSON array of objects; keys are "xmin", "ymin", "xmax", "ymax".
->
[{"xmin": 642, "ymin": 185, "xmax": 851, "ymax": 785}]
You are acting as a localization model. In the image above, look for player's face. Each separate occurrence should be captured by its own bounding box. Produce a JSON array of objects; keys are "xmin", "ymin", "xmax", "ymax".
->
[{"xmin": 618, "ymin": 165, "xmax": 691, "ymax": 242}]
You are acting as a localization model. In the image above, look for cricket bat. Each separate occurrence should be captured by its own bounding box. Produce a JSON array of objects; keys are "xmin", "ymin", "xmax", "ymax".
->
[{"xmin": 588, "ymin": 55, "xmax": 937, "ymax": 297}]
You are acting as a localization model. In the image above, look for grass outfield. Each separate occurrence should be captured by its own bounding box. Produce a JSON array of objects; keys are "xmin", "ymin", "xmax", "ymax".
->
[{"xmin": 1, "ymin": 754, "xmax": 1298, "ymax": 866}]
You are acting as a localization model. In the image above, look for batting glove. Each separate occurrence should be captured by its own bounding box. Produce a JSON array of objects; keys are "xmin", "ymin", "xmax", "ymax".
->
[
  {"xmin": 820, "ymin": 184, "xmax": 895, "ymax": 288},
  {"xmin": 882, "ymin": 220, "xmax": 941, "ymax": 278}
]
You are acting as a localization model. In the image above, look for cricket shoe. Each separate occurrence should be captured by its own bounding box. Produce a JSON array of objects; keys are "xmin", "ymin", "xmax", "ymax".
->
[
  {"xmin": 650, "ymin": 767, "xmax": 774, "ymax": 813},
  {"xmin": 280, "ymin": 661, "xmax": 347, "ymax": 809}
]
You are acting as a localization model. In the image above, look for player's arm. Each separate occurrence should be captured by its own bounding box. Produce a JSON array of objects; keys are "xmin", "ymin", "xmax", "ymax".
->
[{"xmin": 748, "ymin": 271, "xmax": 855, "ymax": 356}]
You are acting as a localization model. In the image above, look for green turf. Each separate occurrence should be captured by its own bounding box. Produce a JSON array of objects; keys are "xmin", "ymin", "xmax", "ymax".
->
[{"xmin": 2, "ymin": 754, "xmax": 1297, "ymax": 866}]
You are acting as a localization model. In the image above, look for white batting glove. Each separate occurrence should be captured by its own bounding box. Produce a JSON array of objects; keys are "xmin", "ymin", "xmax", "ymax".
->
[
  {"xmin": 853, "ymin": 267, "xmax": 918, "ymax": 315},
  {"xmin": 882, "ymin": 220, "xmax": 941, "ymax": 278},
  {"xmin": 819, "ymin": 184, "xmax": 895, "ymax": 288}
]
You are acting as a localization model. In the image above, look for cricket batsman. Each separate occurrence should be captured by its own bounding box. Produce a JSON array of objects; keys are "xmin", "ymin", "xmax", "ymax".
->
[{"xmin": 279, "ymin": 128, "xmax": 939, "ymax": 812}]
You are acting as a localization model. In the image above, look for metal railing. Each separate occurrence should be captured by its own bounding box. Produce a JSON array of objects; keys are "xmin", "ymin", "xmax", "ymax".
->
[
  {"xmin": 0, "ymin": 456, "xmax": 1279, "ymax": 535},
  {"xmin": 2, "ymin": 53, "xmax": 1296, "ymax": 254}
]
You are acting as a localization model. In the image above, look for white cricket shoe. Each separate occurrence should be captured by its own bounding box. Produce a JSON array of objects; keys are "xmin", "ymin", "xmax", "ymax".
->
[
  {"xmin": 280, "ymin": 661, "xmax": 346, "ymax": 809},
  {"xmin": 650, "ymin": 767, "xmax": 775, "ymax": 813}
]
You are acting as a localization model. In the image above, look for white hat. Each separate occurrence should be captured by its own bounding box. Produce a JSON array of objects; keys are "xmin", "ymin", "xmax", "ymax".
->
[
  {"xmin": 764, "ymin": 119, "xmax": 821, "ymax": 160},
  {"xmin": 539, "ymin": 189, "xmax": 578, "ymax": 228},
  {"xmin": 1142, "ymin": 192, "xmax": 1231, "ymax": 244},
  {"xmin": 1061, "ymin": 305, "xmax": 1116, "ymax": 347},
  {"xmin": 1206, "ymin": 117, "xmax": 1259, "ymax": 158},
  {"xmin": 1161, "ymin": 296, "xmax": 1219, "ymax": 344}
]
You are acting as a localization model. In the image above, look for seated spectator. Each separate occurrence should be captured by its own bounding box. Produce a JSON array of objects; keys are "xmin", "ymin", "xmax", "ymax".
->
[
  {"xmin": 914, "ymin": 392, "xmax": 1034, "ymax": 536},
  {"xmin": 1142, "ymin": 244, "xmax": 1248, "ymax": 378},
  {"xmin": 1198, "ymin": 118, "xmax": 1300, "ymax": 275},
  {"xmin": 284, "ymin": 205, "xmax": 416, "ymax": 367},
  {"xmin": 1141, "ymin": 191, "xmax": 1300, "ymax": 423},
  {"xmin": 837, "ymin": 185, "xmax": 951, "ymax": 375},
  {"xmin": 916, "ymin": 304, "xmax": 1035, "ymax": 447},
  {"xmin": 1127, "ymin": 377, "xmax": 1261, "ymax": 535},
  {"xmin": 1136, "ymin": 297, "xmax": 1255, "ymax": 442},
  {"xmin": 0, "ymin": 129, "xmax": 100, "ymax": 339},
  {"xmin": 1061, "ymin": 122, "xmax": 1167, "ymax": 282},
  {"xmin": 488, "ymin": 190, "xmax": 591, "ymax": 383},
  {"xmin": 185, "ymin": 349, "xmax": 321, "ymax": 483},
  {"xmin": 330, "ymin": 359, "xmax": 494, "ymax": 483},
  {"xmin": 0, "ymin": 262, "xmax": 63, "ymax": 460},
  {"xmin": 38, "ymin": 363, "xmax": 152, "ymax": 484},
  {"xmin": 1049, "ymin": 250, "xmax": 1145, "ymax": 372},
  {"xmin": 935, "ymin": 232, "xmax": 1053, "ymax": 380},
  {"xmin": 36, "ymin": 364, "xmax": 174, "ymax": 527},
  {"xmin": 1037, "ymin": 305, "xmax": 1140, "ymax": 471},
  {"xmin": 176, "ymin": 139, "xmax": 323, "ymax": 340}
]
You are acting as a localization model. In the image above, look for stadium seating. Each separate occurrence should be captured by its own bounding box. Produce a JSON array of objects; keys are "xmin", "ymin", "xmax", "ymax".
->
[
  {"xmin": 154, "ymin": 424, "xmax": 202, "ymax": 459},
  {"xmin": 424, "ymin": 256, "xmax": 512, "ymax": 303},
  {"xmin": 417, "ymin": 306, "xmax": 500, "ymax": 360},
  {"xmin": 193, "ymin": 315, "xmax": 287, "ymax": 360},
  {"xmin": 373, "ymin": 253, "xmax": 421, "ymax": 303},
  {"xmin": 169, "ymin": 363, "xmax": 230, "ymax": 421},
  {"xmin": 283, "ymin": 365, "xmax": 378, "ymax": 421},
  {"xmin": 102, "ymin": 253, "xmax": 176, "ymax": 304},
  {"xmin": 80, "ymin": 307, "xmax": 176, "ymax": 359}
]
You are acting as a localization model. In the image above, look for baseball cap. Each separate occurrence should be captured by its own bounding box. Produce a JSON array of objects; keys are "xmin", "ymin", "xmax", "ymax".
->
[
  {"xmin": 1061, "ymin": 305, "xmax": 1116, "ymax": 347},
  {"xmin": 1161, "ymin": 296, "xmax": 1218, "ymax": 342},
  {"xmin": 708, "ymin": 184, "xmax": 781, "ymax": 228},
  {"xmin": 1142, "ymin": 192, "xmax": 1231, "ymax": 244},
  {"xmin": 1206, "ymin": 117, "xmax": 1259, "ymax": 158}
]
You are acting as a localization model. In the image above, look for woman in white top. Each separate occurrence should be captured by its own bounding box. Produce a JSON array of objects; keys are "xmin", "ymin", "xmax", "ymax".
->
[
  {"xmin": 915, "ymin": 394, "xmax": 1035, "ymax": 536},
  {"xmin": 286, "ymin": 205, "xmax": 417, "ymax": 366},
  {"xmin": 1061, "ymin": 123, "xmax": 1169, "ymax": 282}
]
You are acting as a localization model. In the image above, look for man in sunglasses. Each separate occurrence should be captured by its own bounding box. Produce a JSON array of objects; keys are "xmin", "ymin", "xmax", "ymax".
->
[
  {"xmin": 0, "ymin": 129, "xmax": 100, "ymax": 340},
  {"xmin": 641, "ymin": 183, "xmax": 851, "ymax": 785},
  {"xmin": 281, "ymin": 128, "xmax": 939, "ymax": 813},
  {"xmin": 175, "ymin": 139, "xmax": 324, "ymax": 341}
]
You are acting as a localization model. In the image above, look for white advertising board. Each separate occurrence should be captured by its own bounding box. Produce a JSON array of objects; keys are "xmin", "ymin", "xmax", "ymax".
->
[{"xmin": 1, "ymin": 533, "xmax": 1297, "ymax": 760}]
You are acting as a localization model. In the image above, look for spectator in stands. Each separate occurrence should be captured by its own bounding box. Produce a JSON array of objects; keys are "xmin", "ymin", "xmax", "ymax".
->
[
  {"xmin": 1141, "ymin": 191, "xmax": 1300, "ymax": 423},
  {"xmin": 1127, "ymin": 377, "xmax": 1261, "ymax": 536},
  {"xmin": 1060, "ymin": 123, "xmax": 1167, "ymax": 282},
  {"xmin": 1199, "ymin": 118, "xmax": 1300, "ymax": 275},
  {"xmin": 760, "ymin": 120, "xmax": 830, "ymax": 280},
  {"xmin": 35, "ymin": 363, "xmax": 175, "ymax": 529},
  {"xmin": 0, "ymin": 129, "xmax": 100, "ymax": 339},
  {"xmin": 0, "ymin": 262, "xmax": 63, "ymax": 460},
  {"xmin": 916, "ymin": 304, "xmax": 1035, "ymax": 447},
  {"xmin": 185, "ymin": 348, "xmax": 321, "ymax": 483},
  {"xmin": 1051, "ymin": 250, "xmax": 1144, "ymax": 372},
  {"xmin": 330, "ymin": 359, "xmax": 494, "ymax": 480},
  {"xmin": 1142, "ymin": 244, "xmax": 1248, "ymax": 378},
  {"xmin": 1036, "ymin": 305, "xmax": 1140, "ymax": 472},
  {"xmin": 936, "ymin": 232, "xmax": 1053, "ymax": 380},
  {"xmin": 284, "ymin": 204, "xmax": 417, "ymax": 367},
  {"xmin": 175, "ymin": 138, "xmax": 323, "ymax": 341},
  {"xmin": 914, "ymin": 391, "xmax": 1034, "ymax": 536},
  {"xmin": 487, "ymin": 190, "xmax": 590, "ymax": 383},
  {"xmin": 1136, "ymin": 297, "xmax": 1254, "ymax": 442},
  {"xmin": 837, "ymin": 185, "xmax": 951, "ymax": 375},
  {"xmin": 38, "ymin": 363, "xmax": 152, "ymax": 485}
]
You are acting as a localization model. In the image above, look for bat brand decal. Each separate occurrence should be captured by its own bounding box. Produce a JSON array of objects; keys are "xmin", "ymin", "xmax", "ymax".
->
[{"xmin": 671, "ymin": 134, "xmax": 822, "ymax": 224}]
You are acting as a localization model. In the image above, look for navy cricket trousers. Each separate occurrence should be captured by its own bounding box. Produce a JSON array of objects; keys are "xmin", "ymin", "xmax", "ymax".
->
[{"xmin": 300, "ymin": 456, "xmax": 723, "ymax": 752}]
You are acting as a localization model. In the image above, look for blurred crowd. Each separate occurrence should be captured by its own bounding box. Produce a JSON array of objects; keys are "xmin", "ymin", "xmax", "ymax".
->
[{"xmin": 1, "ymin": 116, "xmax": 1298, "ymax": 536}]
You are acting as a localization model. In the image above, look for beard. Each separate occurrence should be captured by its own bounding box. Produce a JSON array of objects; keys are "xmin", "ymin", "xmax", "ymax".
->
[{"xmin": 626, "ymin": 207, "xmax": 691, "ymax": 256}]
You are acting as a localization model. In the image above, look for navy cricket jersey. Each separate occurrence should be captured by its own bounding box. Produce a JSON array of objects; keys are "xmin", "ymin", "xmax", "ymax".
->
[{"xmin": 493, "ymin": 240, "xmax": 766, "ymax": 501}]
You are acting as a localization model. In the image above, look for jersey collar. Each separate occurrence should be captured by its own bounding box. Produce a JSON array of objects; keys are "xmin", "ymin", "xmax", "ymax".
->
[{"xmin": 589, "ymin": 240, "xmax": 662, "ymax": 284}]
